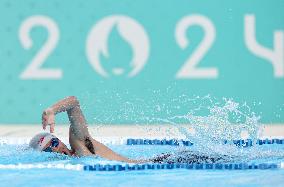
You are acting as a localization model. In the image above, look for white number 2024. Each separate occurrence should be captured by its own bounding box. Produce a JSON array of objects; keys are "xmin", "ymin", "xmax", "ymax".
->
[
  {"xmin": 175, "ymin": 15, "xmax": 218, "ymax": 79},
  {"xmin": 19, "ymin": 15, "xmax": 62, "ymax": 79},
  {"xmin": 18, "ymin": 14, "xmax": 284, "ymax": 80},
  {"xmin": 245, "ymin": 14, "xmax": 284, "ymax": 77}
]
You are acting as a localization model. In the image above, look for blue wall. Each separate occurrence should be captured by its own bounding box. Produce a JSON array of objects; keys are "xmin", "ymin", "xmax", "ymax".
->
[{"xmin": 0, "ymin": 0, "xmax": 283, "ymax": 124}]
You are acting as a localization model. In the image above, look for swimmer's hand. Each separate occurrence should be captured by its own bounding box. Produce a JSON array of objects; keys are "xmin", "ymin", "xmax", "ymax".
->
[{"xmin": 42, "ymin": 108, "xmax": 55, "ymax": 133}]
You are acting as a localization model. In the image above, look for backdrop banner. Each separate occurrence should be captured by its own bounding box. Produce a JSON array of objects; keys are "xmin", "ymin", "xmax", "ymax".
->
[{"xmin": 0, "ymin": 0, "xmax": 283, "ymax": 124}]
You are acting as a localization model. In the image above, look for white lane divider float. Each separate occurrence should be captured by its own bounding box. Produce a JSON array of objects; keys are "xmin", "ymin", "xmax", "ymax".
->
[{"xmin": 0, "ymin": 164, "xmax": 84, "ymax": 171}]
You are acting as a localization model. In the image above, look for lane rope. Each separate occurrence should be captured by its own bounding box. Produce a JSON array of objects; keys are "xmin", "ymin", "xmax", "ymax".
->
[
  {"xmin": 83, "ymin": 162, "xmax": 284, "ymax": 171},
  {"xmin": 126, "ymin": 138, "xmax": 284, "ymax": 147},
  {"xmin": 0, "ymin": 164, "xmax": 83, "ymax": 171},
  {"xmin": 1, "ymin": 138, "xmax": 283, "ymax": 146},
  {"xmin": 0, "ymin": 162, "xmax": 283, "ymax": 171}
]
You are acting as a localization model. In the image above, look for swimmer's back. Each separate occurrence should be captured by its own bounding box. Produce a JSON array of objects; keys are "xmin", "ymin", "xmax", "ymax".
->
[{"xmin": 152, "ymin": 150, "xmax": 234, "ymax": 164}]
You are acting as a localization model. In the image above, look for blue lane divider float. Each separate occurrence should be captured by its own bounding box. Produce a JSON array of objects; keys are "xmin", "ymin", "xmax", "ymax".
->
[
  {"xmin": 1, "ymin": 163, "xmax": 283, "ymax": 171},
  {"xmin": 126, "ymin": 138, "xmax": 284, "ymax": 147},
  {"xmin": 126, "ymin": 139, "xmax": 193, "ymax": 146},
  {"xmin": 84, "ymin": 162, "xmax": 284, "ymax": 171}
]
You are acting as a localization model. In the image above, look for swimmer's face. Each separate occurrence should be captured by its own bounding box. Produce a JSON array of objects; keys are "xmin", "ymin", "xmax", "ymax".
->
[{"xmin": 42, "ymin": 138, "xmax": 72, "ymax": 156}]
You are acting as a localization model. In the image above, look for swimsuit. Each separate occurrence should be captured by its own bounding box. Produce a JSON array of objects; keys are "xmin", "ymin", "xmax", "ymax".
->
[{"xmin": 151, "ymin": 150, "xmax": 233, "ymax": 164}]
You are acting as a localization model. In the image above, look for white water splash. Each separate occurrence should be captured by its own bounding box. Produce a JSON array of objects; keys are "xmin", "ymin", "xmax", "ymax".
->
[{"xmin": 82, "ymin": 92, "xmax": 264, "ymax": 155}]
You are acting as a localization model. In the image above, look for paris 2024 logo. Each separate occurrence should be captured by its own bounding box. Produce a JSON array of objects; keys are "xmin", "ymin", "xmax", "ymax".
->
[{"xmin": 86, "ymin": 15, "xmax": 150, "ymax": 78}]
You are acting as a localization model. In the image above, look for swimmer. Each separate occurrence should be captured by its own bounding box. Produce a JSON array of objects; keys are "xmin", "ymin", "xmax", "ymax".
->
[
  {"xmin": 30, "ymin": 96, "xmax": 143, "ymax": 163},
  {"xmin": 30, "ymin": 96, "xmax": 230, "ymax": 164}
]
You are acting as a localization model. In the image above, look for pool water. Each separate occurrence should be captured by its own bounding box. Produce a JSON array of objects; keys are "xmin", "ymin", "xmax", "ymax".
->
[{"xmin": 0, "ymin": 142, "xmax": 284, "ymax": 187}]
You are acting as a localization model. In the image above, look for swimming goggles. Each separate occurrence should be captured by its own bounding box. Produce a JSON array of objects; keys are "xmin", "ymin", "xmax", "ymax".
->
[{"xmin": 43, "ymin": 138, "xmax": 59, "ymax": 152}]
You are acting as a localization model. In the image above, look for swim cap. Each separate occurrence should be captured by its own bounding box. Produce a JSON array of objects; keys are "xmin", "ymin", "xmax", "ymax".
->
[{"xmin": 29, "ymin": 132, "xmax": 57, "ymax": 151}]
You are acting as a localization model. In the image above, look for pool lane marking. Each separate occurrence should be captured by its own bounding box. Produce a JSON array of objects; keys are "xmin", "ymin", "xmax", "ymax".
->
[
  {"xmin": 83, "ymin": 163, "xmax": 282, "ymax": 171},
  {"xmin": 0, "ymin": 163, "xmax": 283, "ymax": 171},
  {"xmin": 126, "ymin": 138, "xmax": 284, "ymax": 147},
  {"xmin": 1, "ymin": 138, "xmax": 283, "ymax": 146},
  {"xmin": 0, "ymin": 164, "xmax": 83, "ymax": 171}
]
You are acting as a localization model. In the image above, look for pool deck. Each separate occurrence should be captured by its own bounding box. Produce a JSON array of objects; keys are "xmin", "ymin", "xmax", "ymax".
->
[{"xmin": 0, "ymin": 124, "xmax": 283, "ymax": 139}]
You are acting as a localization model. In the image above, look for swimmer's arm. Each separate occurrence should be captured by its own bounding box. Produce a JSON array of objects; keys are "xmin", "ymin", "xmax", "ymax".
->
[
  {"xmin": 91, "ymin": 138, "xmax": 148, "ymax": 163},
  {"xmin": 42, "ymin": 96, "xmax": 147, "ymax": 163},
  {"xmin": 42, "ymin": 96, "xmax": 89, "ymax": 139}
]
